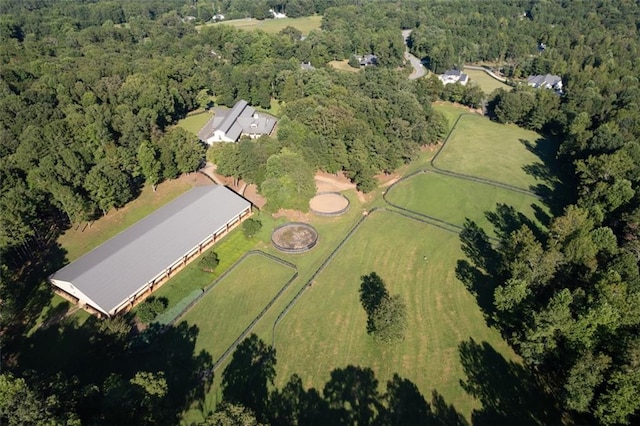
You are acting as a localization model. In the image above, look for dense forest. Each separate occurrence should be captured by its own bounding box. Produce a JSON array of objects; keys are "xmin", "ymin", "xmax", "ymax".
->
[{"xmin": 1, "ymin": 0, "xmax": 640, "ymax": 424}]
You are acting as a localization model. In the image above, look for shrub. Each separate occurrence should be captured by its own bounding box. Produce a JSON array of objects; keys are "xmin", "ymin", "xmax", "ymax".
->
[
  {"xmin": 242, "ymin": 218, "xmax": 262, "ymax": 238},
  {"xmin": 200, "ymin": 250, "xmax": 219, "ymax": 272},
  {"xmin": 137, "ymin": 297, "xmax": 168, "ymax": 324}
]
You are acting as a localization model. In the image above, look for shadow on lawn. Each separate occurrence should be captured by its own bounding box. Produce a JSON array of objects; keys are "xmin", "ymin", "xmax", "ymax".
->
[
  {"xmin": 520, "ymin": 137, "xmax": 576, "ymax": 216},
  {"xmin": 459, "ymin": 339, "xmax": 562, "ymax": 425},
  {"xmin": 214, "ymin": 334, "xmax": 470, "ymax": 426},
  {"xmin": 455, "ymin": 219, "xmax": 501, "ymax": 325}
]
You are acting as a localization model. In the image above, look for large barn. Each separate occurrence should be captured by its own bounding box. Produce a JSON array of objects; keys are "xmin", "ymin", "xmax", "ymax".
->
[{"xmin": 50, "ymin": 185, "xmax": 251, "ymax": 317}]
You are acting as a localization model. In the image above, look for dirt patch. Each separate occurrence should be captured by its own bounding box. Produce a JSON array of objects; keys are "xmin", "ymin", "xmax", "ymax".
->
[
  {"xmin": 315, "ymin": 171, "xmax": 356, "ymax": 192},
  {"xmin": 309, "ymin": 193, "xmax": 349, "ymax": 216},
  {"xmin": 182, "ymin": 171, "xmax": 215, "ymax": 187},
  {"xmin": 243, "ymin": 184, "xmax": 266, "ymax": 209},
  {"xmin": 200, "ymin": 162, "xmax": 265, "ymax": 208}
]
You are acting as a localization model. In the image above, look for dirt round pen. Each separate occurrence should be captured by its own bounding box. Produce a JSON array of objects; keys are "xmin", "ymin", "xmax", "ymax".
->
[
  {"xmin": 309, "ymin": 192, "xmax": 350, "ymax": 217},
  {"xmin": 271, "ymin": 223, "xmax": 319, "ymax": 253}
]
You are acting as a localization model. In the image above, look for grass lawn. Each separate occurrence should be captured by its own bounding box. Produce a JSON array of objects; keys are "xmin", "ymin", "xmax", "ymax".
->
[
  {"xmin": 58, "ymin": 179, "xmax": 193, "ymax": 262},
  {"xmin": 385, "ymin": 172, "xmax": 548, "ymax": 236},
  {"xmin": 465, "ymin": 69, "xmax": 510, "ymax": 94},
  {"xmin": 182, "ymin": 252, "xmax": 296, "ymax": 362},
  {"xmin": 148, "ymin": 211, "xmax": 285, "ymax": 311},
  {"xmin": 272, "ymin": 211, "xmax": 518, "ymax": 418},
  {"xmin": 329, "ymin": 59, "xmax": 361, "ymax": 73},
  {"xmin": 433, "ymin": 102, "xmax": 470, "ymax": 132},
  {"xmin": 434, "ymin": 113, "xmax": 559, "ymax": 191},
  {"xmin": 200, "ymin": 15, "xmax": 322, "ymax": 35},
  {"xmin": 177, "ymin": 112, "xmax": 211, "ymax": 136}
]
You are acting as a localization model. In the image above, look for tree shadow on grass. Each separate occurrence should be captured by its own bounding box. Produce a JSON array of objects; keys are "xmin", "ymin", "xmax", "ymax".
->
[
  {"xmin": 2, "ymin": 241, "xmax": 68, "ymax": 341},
  {"xmin": 269, "ymin": 366, "xmax": 470, "ymax": 426},
  {"xmin": 219, "ymin": 335, "xmax": 469, "ymax": 426},
  {"xmin": 520, "ymin": 137, "xmax": 576, "ymax": 216},
  {"xmin": 485, "ymin": 203, "xmax": 547, "ymax": 243},
  {"xmin": 456, "ymin": 219, "xmax": 502, "ymax": 325},
  {"xmin": 459, "ymin": 339, "xmax": 562, "ymax": 425}
]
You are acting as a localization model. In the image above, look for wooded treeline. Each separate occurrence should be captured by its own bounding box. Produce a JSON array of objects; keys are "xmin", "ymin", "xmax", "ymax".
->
[{"xmin": 1, "ymin": 0, "xmax": 640, "ymax": 424}]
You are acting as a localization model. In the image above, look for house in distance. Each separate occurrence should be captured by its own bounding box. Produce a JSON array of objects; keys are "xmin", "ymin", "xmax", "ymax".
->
[
  {"xmin": 439, "ymin": 69, "xmax": 469, "ymax": 85},
  {"xmin": 198, "ymin": 100, "xmax": 277, "ymax": 144},
  {"xmin": 527, "ymin": 74, "xmax": 563, "ymax": 94}
]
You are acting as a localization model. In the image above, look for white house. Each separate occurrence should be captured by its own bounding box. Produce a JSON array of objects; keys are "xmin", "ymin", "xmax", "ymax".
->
[
  {"xmin": 527, "ymin": 74, "xmax": 563, "ymax": 93},
  {"xmin": 198, "ymin": 100, "xmax": 277, "ymax": 144},
  {"xmin": 439, "ymin": 69, "xmax": 469, "ymax": 85},
  {"xmin": 269, "ymin": 9, "xmax": 287, "ymax": 18}
]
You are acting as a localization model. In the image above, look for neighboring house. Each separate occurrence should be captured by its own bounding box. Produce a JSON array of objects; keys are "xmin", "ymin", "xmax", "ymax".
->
[
  {"xmin": 300, "ymin": 61, "xmax": 315, "ymax": 71},
  {"xmin": 359, "ymin": 54, "xmax": 378, "ymax": 66},
  {"xmin": 269, "ymin": 9, "xmax": 287, "ymax": 18},
  {"xmin": 198, "ymin": 100, "xmax": 277, "ymax": 144},
  {"xmin": 527, "ymin": 74, "xmax": 563, "ymax": 93},
  {"xmin": 439, "ymin": 69, "xmax": 469, "ymax": 85},
  {"xmin": 50, "ymin": 186, "xmax": 251, "ymax": 318}
]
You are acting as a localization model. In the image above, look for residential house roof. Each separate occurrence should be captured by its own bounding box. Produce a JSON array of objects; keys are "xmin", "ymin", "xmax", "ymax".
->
[
  {"xmin": 198, "ymin": 100, "xmax": 277, "ymax": 143},
  {"xmin": 527, "ymin": 74, "xmax": 562, "ymax": 90}
]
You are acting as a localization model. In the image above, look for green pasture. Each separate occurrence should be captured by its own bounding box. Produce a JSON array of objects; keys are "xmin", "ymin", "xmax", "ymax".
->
[
  {"xmin": 433, "ymin": 102, "xmax": 470, "ymax": 132},
  {"xmin": 177, "ymin": 112, "xmax": 211, "ymax": 136},
  {"xmin": 182, "ymin": 253, "xmax": 296, "ymax": 362},
  {"xmin": 385, "ymin": 172, "xmax": 548, "ymax": 236},
  {"xmin": 201, "ymin": 15, "xmax": 322, "ymax": 35},
  {"xmin": 272, "ymin": 211, "xmax": 518, "ymax": 418},
  {"xmin": 434, "ymin": 113, "xmax": 559, "ymax": 191},
  {"xmin": 465, "ymin": 69, "xmax": 510, "ymax": 94}
]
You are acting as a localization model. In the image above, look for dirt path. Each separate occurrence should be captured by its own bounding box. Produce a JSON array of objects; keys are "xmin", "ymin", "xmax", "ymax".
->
[{"xmin": 314, "ymin": 171, "xmax": 356, "ymax": 192}]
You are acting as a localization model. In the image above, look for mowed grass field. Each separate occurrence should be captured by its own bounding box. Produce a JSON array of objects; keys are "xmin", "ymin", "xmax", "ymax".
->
[
  {"xmin": 434, "ymin": 113, "xmax": 558, "ymax": 191},
  {"xmin": 465, "ymin": 69, "xmax": 510, "ymax": 94},
  {"xmin": 201, "ymin": 15, "xmax": 322, "ymax": 35},
  {"xmin": 177, "ymin": 112, "xmax": 211, "ymax": 136},
  {"xmin": 182, "ymin": 253, "xmax": 295, "ymax": 362},
  {"xmin": 272, "ymin": 211, "xmax": 517, "ymax": 417},
  {"xmin": 386, "ymin": 172, "xmax": 547, "ymax": 236}
]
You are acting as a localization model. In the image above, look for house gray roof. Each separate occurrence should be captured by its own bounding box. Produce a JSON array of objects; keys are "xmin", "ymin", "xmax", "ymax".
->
[
  {"xmin": 443, "ymin": 69, "xmax": 463, "ymax": 76},
  {"xmin": 527, "ymin": 74, "xmax": 562, "ymax": 88},
  {"xmin": 50, "ymin": 185, "xmax": 250, "ymax": 315},
  {"xmin": 198, "ymin": 100, "xmax": 277, "ymax": 142}
]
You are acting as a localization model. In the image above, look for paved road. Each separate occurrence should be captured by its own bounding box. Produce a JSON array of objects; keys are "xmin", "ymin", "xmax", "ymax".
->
[
  {"xmin": 405, "ymin": 51, "xmax": 425, "ymax": 80},
  {"xmin": 402, "ymin": 29, "xmax": 426, "ymax": 80}
]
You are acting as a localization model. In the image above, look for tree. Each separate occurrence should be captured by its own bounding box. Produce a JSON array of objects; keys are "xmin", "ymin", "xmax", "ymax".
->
[
  {"xmin": 359, "ymin": 272, "xmax": 389, "ymax": 321},
  {"xmin": 136, "ymin": 297, "xmax": 168, "ymax": 324},
  {"xmin": 203, "ymin": 402, "xmax": 262, "ymax": 426},
  {"xmin": 0, "ymin": 373, "xmax": 47, "ymax": 425},
  {"xmin": 84, "ymin": 162, "xmax": 133, "ymax": 215},
  {"xmin": 242, "ymin": 218, "xmax": 262, "ymax": 239},
  {"xmin": 200, "ymin": 250, "xmax": 220, "ymax": 273},
  {"xmin": 137, "ymin": 141, "xmax": 162, "ymax": 190},
  {"xmin": 359, "ymin": 272, "xmax": 407, "ymax": 343},
  {"xmin": 370, "ymin": 294, "xmax": 407, "ymax": 344}
]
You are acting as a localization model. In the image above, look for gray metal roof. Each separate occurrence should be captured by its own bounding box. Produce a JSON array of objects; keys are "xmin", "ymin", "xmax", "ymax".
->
[
  {"xmin": 527, "ymin": 74, "xmax": 562, "ymax": 88},
  {"xmin": 198, "ymin": 100, "xmax": 277, "ymax": 142},
  {"xmin": 51, "ymin": 185, "xmax": 250, "ymax": 315},
  {"xmin": 217, "ymin": 100, "xmax": 249, "ymax": 134}
]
